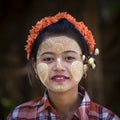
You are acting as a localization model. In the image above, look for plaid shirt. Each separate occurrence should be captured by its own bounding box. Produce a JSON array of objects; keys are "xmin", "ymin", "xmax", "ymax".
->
[{"xmin": 7, "ymin": 86, "xmax": 119, "ymax": 120}]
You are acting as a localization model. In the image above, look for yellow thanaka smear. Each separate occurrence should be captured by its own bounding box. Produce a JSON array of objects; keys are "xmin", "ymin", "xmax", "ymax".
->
[
  {"xmin": 71, "ymin": 61, "xmax": 83, "ymax": 82},
  {"xmin": 53, "ymin": 43, "xmax": 64, "ymax": 54},
  {"xmin": 38, "ymin": 36, "xmax": 81, "ymax": 55},
  {"xmin": 37, "ymin": 63, "xmax": 48, "ymax": 84}
]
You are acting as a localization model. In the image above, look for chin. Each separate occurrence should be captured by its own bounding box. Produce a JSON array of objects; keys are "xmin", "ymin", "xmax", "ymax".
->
[{"xmin": 49, "ymin": 86, "xmax": 72, "ymax": 93}]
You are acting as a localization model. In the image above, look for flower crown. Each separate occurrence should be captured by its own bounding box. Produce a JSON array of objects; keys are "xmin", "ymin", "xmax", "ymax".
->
[{"xmin": 25, "ymin": 12, "xmax": 96, "ymax": 60}]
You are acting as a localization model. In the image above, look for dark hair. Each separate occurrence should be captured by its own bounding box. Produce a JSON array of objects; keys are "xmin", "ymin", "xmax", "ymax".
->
[{"xmin": 30, "ymin": 19, "xmax": 89, "ymax": 61}]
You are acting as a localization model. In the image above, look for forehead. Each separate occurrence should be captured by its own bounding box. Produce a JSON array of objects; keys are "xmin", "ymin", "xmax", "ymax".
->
[{"xmin": 38, "ymin": 35, "xmax": 82, "ymax": 55}]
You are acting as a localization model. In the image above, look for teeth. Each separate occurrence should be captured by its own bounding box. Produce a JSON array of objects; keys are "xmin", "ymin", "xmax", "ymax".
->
[
  {"xmin": 51, "ymin": 76, "xmax": 69, "ymax": 82},
  {"xmin": 55, "ymin": 77, "xmax": 64, "ymax": 80}
]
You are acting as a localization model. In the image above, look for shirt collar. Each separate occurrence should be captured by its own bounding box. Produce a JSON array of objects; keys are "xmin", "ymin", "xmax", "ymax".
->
[
  {"xmin": 74, "ymin": 86, "xmax": 91, "ymax": 119},
  {"xmin": 40, "ymin": 86, "xmax": 91, "ymax": 118},
  {"xmin": 42, "ymin": 90, "xmax": 58, "ymax": 114},
  {"xmin": 78, "ymin": 86, "xmax": 91, "ymax": 104}
]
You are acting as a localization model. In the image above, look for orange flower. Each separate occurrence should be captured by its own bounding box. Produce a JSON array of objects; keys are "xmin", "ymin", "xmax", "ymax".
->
[{"xmin": 25, "ymin": 12, "xmax": 95, "ymax": 60}]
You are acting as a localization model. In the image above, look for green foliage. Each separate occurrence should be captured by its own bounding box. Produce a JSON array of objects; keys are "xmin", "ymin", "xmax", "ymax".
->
[{"xmin": 0, "ymin": 97, "xmax": 16, "ymax": 120}]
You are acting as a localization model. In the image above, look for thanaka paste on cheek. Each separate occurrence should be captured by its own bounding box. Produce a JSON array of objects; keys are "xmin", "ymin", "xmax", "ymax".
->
[
  {"xmin": 71, "ymin": 61, "xmax": 83, "ymax": 82},
  {"xmin": 37, "ymin": 63, "xmax": 48, "ymax": 85}
]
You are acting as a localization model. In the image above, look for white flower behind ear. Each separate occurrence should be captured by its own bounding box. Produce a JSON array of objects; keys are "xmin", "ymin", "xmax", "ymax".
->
[
  {"xmin": 82, "ymin": 55, "xmax": 86, "ymax": 61},
  {"xmin": 91, "ymin": 63, "xmax": 96, "ymax": 69},
  {"xmin": 94, "ymin": 48, "xmax": 99, "ymax": 56},
  {"xmin": 88, "ymin": 57, "xmax": 96, "ymax": 69},
  {"xmin": 88, "ymin": 57, "xmax": 94, "ymax": 65}
]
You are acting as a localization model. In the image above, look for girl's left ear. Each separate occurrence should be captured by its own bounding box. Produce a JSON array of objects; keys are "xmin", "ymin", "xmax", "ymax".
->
[{"xmin": 83, "ymin": 64, "xmax": 88, "ymax": 73}]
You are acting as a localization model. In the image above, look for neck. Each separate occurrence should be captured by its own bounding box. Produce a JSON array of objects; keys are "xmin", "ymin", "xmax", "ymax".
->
[{"xmin": 48, "ymin": 86, "xmax": 82, "ymax": 119}]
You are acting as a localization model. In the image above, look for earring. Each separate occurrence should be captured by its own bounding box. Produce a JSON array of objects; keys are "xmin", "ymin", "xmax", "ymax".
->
[{"xmin": 83, "ymin": 64, "xmax": 88, "ymax": 79}]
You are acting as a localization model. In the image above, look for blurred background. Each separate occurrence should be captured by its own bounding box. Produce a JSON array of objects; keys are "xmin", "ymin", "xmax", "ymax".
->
[{"xmin": 0, "ymin": 0, "xmax": 120, "ymax": 119}]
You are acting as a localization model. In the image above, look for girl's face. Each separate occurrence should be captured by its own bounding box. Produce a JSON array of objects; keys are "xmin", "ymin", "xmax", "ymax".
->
[{"xmin": 36, "ymin": 35, "xmax": 83, "ymax": 92}]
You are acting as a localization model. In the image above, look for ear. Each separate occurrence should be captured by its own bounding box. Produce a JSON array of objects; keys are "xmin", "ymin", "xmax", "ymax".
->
[
  {"xmin": 82, "ymin": 64, "xmax": 88, "ymax": 79},
  {"xmin": 83, "ymin": 64, "xmax": 88, "ymax": 73}
]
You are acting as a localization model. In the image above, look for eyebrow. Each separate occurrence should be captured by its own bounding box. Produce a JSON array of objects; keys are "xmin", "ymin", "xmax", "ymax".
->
[
  {"xmin": 40, "ymin": 51, "xmax": 55, "ymax": 56},
  {"xmin": 40, "ymin": 50, "xmax": 80, "ymax": 56},
  {"xmin": 63, "ymin": 50, "xmax": 80, "ymax": 54}
]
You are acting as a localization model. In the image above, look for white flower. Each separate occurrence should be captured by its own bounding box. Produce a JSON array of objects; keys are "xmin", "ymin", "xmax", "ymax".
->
[
  {"xmin": 88, "ymin": 57, "xmax": 94, "ymax": 64},
  {"xmin": 94, "ymin": 48, "xmax": 99, "ymax": 55},
  {"xmin": 82, "ymin": 55, "xmax": 86, "ymax": 61}
]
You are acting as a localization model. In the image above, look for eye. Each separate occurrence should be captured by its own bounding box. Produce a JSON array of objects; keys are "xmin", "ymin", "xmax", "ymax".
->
[
  {"xmin": 65, "ymin": 56, "xmax": 76, "ymax": 62},
  {"xmin": 42, "ymin": 57, "xmax": 54, "ymax": 63}
]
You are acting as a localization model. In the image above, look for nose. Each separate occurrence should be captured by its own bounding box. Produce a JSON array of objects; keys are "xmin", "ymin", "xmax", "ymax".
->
[{"xmin": 53, "ymin": 58, "xmax": 65, "ymax": 71}]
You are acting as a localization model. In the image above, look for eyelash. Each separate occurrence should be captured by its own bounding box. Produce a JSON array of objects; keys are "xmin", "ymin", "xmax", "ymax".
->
[
  {"xmin": 43, "ymin": 57, "xmax": 54, "ymax": 62},
  {"xmin": 42, "ymin": 56, "xmax": 76, "ymax": 63},
  {"xmin": 65, "ymin": 56, "xmax": 76, "ymax": 61}
]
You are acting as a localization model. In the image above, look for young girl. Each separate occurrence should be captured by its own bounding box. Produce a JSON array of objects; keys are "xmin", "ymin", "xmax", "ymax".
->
[{"xmin": 7, "ymin": 12, "xmax": 119, "ymax": 120}]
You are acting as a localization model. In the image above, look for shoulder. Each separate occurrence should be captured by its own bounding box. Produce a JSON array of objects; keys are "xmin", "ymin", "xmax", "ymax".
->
[
  {"xmin": 7, "ymin": 97, "xmax": 43, "ymax": 120},
  {"xmin": 87, "ymin": 101, "xmax": 120, "ymax": 119}
]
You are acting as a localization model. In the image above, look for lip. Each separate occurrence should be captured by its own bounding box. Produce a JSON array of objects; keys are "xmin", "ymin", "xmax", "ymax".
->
[{"xmin": 51, "ymin": 75, "xmax": 69, "ymax": 82}]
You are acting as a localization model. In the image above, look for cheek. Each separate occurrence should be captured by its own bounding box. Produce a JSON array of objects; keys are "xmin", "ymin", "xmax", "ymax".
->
[
  {"xmin": 37, "ymin": 63, "xmax": 48, "ymax": 85},
  {"xmin": 71, "ymin": 61, "xmax": 83, "ymax": 82}
]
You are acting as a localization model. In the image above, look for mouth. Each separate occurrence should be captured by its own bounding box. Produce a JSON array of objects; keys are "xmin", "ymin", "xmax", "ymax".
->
[{"xmin": 51, "ymin": 75, "xmax": 69, "ymax": 82}]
